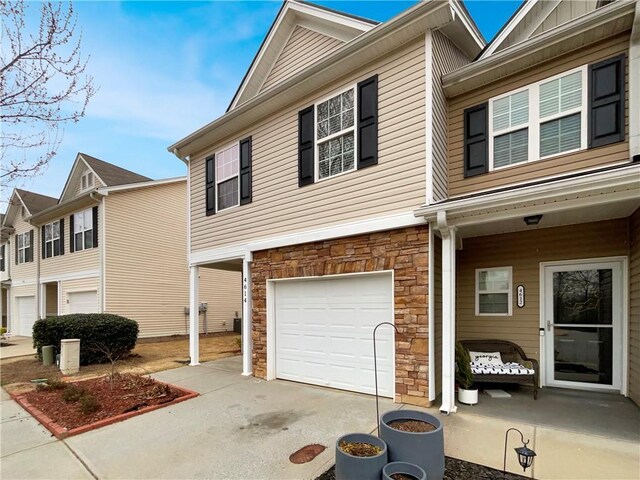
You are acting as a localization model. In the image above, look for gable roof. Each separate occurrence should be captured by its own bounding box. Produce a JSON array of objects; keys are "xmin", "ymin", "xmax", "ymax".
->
[
  {"xmin": 227, "ymin": 0, "xmax": 376, "ymax": 111},
  {"xmin": 79, "ymin": 153, "xmax": 151, "ymax": 187},
  {"xmin": 14, "ymin": 189, "xmax": 58, "ymax": 215}
]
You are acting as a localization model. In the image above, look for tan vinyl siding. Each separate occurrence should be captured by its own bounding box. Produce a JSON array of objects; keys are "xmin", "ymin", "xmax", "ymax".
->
[
  {"xmin": 532, "ymin": 0, "xmax": 597, "ymax": 38},
  {"xmin": 40, "ymin": 210, "xmax": 100, "ymax": 278},
  {"xmin": 456, "ymin": 219, "xmax": 629, "ymax": 362},
  {"xmin": 11, "ymin": 214, "xmax": 37, "ymax": 282},
  {"xmin": 191, "ymin": 37, "xmax": 426, "ymax": 252},
  {"xmin": 261, "ymin": 26, "xmax": 343, "ymax": 92},
  {"xmin": 431, "ymin": 31, "xmax": 470, "ymax": 202},
  {"xmin": 629, "ymin": 208, "xmax": 640, "ymax": 406},
  {"xmin": 104, "ymin": 182, "xmax": 242, "ymax": 338},
  {"xmin": 73, "ymin": 168, "xmax": 104, "ymax": 197},
  {"xmin": 448, "ymin": 34, "xmax": 630, "ymax": 198},
  {"xmin": 60, "ymin": 277, "xmax": 100, "ymax": 315},
  {"xmin": 433, "ymin": 233, "xmax": 442, "ymax": 397}
]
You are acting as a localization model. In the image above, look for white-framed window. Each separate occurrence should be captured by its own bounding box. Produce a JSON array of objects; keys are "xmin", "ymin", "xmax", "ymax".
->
[
  {"xmin": 0, "ymin": 244, "xmax": 5, "ymax": 271},
  {"xmin": 489, "ymin": 66, "xmax": 587, "ymax": 171},
  {"xmin": 315, "ymin": 86, "xmax": 356, "ymax": 180},
  {"xmin": 44, "ymin": 220, "xmax": 61, "ymax": 258},
  {"xmin": 74, "ymin": 209, "xmax": 93, "ymax": 251},
  {"xmin": 476, "ymin": 267, "xmax": 512, "ymax": 316},
  {"xmin": 16, "ymin": 232, "xmax": 31, "ymax": 264},
  {"xmin": 80, "ymin": 171, "xmax": 94, "ymax": 192},
  {"xmin": 215, "ymin": 143, "xmax": 239, "ymax": 212}
]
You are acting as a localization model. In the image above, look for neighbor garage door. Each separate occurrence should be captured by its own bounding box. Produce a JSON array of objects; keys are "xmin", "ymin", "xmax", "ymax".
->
[
  {"xmin": 16, "ymin": 296, "xmax": 36, "ymax": 337},
  {"xmin": 68, "ymin": 291, "xmax": 98, "ymax": 314},
  {"xmin": 274, "ymin": 273, "xmax": 395, "ymax": 397}
]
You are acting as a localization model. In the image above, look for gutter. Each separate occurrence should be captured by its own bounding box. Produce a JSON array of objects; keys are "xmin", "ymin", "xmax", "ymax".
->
[
  {"xmin": 96, "ymin": 176, "xmax": 186, "ymax": 195},
  {"xmin": 28, "ymin": 191, "xmax": 103, "ymax": 225},
  {"xmin": 168, "ymin": 0, "xmax": 455, "ymax": 160}
]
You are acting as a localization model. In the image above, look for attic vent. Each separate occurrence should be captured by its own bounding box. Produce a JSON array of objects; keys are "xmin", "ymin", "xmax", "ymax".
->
[{"xmin": 81, "ymin": 172, "xmax": 94, "ymax": 191}]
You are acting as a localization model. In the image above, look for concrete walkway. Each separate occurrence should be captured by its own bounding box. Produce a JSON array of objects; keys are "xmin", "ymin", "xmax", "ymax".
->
[
  {"xmin": 1, "ymin": 336, "xmax": 37, "ymax": 360},
  {"xmin": 1, "ymin": 356, "xmax": 397, "ymax": 479}
]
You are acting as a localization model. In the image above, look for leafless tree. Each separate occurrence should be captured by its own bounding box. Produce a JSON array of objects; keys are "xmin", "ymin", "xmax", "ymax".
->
[
  {"xmin": 1, "ymin": 0, "xmax": 96, "ymax": 186},
  {"xmin": 88, "ymin": 342, "xmax": 128, "ymax": 390}
]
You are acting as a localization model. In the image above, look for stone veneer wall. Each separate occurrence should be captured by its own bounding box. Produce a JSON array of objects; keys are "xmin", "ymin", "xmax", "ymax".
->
[{"xmin": 251, "ymin": 225, "xmax": 430, "ymax": 406}]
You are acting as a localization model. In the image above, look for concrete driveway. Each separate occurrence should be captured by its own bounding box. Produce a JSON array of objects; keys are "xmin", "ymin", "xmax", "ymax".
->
[
  {"xmin": 1, "ymin": 356, "xmax": 398, "ymax": 479},
  {"xmin": 1, "ymin": 336, "xmax": 37, "ymax": 360}
]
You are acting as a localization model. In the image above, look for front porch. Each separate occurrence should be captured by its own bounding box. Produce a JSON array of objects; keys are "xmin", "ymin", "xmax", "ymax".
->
[{"xmin": 437, "ymin": 387, "xmax": 639, "ymax": 479}]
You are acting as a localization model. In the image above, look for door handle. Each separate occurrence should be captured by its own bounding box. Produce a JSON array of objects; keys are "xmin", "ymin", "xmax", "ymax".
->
[{"xmin": 546, "ymin": 320, "xmax": 552, "ymax": 331}]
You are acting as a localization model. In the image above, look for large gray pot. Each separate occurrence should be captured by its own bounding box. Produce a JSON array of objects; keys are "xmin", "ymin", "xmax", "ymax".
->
[
  {"xmin": 335, "ymin": 433, "xmax": 388, "ymax": 480},
  {"xmin": 380, "ymin": 410, "xmax": 444, "ymax": 480},
  {"xmin": 383, "ymin": 461, "xmax": 427, "ymax": 480}
]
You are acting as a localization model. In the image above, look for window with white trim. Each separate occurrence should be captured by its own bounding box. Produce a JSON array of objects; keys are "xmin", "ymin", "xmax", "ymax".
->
[
  {"xmin": 0, "ymin": 245, "xmax": 5, "ymax": 271},
  {"xmin": 17, "ymin": 232, "xmax": 31, "ymax": 264},
  {"xmin": 489, "ymin": 66, "xmax": 587, "ymax": 170},
  {"xmin": 80, "ymin": 172, "xmax": 94, "ymax": 192},
  {"xmin": 44, "ymin": 220, "xmax": 61, "ymax": 258},
  {"xmin": 74, "ymin": 209, "xmax": 93, "ymax": 251},
  {"xmin": 316, "ymin": 88, "xmax": 355, "ymax": 180},
  {"xmin": 476, "ymin": 267, "xmax": 512, "ymax": 316},
  {"xmin": 215, "ymin": 144, "xmax": 239, "ymax": 211}
]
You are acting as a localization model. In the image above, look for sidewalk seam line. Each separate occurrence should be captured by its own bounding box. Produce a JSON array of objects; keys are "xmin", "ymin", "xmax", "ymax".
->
[{"xmin": 61, "ymin": 440, "xmax": 99, "ymax": 480}]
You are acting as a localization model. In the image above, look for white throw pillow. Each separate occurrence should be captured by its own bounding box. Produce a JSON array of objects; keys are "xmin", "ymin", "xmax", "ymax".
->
[{"xmin": 469, "ymin": 351, "xmax": 503, "ymax": 365}]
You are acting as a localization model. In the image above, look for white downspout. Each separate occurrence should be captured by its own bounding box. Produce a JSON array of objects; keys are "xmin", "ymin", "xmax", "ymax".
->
[
  {"xmin": 438, "ymin": 210, "xmax": 457, "ymax": 414},
  {"xmin": 189, "ymin": 265, "xmax": 200, "ymax": 365},
  {"xmin": 629, "ymin": 0, "xmax": 640, "ymax": 160},
  {"xmin": 428, "ymin": 225, "xmax": 436, "ymax": 401},
  {"xmin": 242, "ymin": 253, "xmax": 253, "ymax": 376}
]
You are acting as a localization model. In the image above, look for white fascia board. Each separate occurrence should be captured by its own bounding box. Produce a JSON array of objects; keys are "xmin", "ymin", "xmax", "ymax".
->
[
  {"xmin": 97, "ymin": 176, "xmax": 186, "ymax": 195},
  {"xmin": 11, "ymin": 189, "xmax": 30, "ymax": 217},
  {"xmin": 59, "ymin": 154, "xmax": 105, "ymax": 202},
  {"xmin": 414, "ymin": 163, "xmax": 640, "ymax": 221},
  {"xmin": 289, "ymin": 1, "xmax": 376, "ymax": 32},
  {"xmin": 450, "ymin": 0, "xmax": 486, "ymax": 50},
  {"xmin": 189, "ymin": 211, "xmax": 426, "ymax": 266},
  {"xmin": 479, "ymin": 0, "xmax": 537, "ymax": 60}
]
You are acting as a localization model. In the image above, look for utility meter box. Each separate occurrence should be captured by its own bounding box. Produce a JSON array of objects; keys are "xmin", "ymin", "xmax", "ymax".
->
[{"xmin": 60, "ymin": 339, "xmax": 80, "ymax": 375}]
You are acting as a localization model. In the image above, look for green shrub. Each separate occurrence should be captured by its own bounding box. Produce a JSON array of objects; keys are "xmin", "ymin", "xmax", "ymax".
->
[
  {"xmin": 32, "ymin": 314, "xmax": 138, "ymax": 365},
  {"xmin": 79, "ymin": 394, "xmax": 100, "ymax": 414},
  {"xmin": 455, "ymin": 341, "xmax": 474, "ymax": 390},
  {"xmin": 62, "ymin": 385, "xmax": 85, "ymax": 403},
  {"xmin": 0, "ymin": 327, "xmax": 7, "ymax": 335}
]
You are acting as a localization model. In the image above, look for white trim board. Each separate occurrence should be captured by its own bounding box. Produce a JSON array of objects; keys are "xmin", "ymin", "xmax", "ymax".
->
[{"xmin": 39, "ymin": 270, "xmax": 100, "ymax": 284}]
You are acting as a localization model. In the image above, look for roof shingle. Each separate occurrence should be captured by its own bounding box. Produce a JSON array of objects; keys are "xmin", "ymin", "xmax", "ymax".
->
[
  {"xmin": 15, "ymin": 189, "xmax": 58, "ymax": 215},
  {"xmin": 80, "ymin": 153, "xmax": 152, "ymax": 187}
]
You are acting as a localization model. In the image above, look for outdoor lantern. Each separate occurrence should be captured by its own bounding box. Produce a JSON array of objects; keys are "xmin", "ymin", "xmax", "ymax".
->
[{"xmin": 503, "ymin": 428, "xmax": 537, "ymax": 477}]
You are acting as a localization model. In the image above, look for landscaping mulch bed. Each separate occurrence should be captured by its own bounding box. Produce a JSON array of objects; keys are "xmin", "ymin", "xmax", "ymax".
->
[
  {"xmin": 20, "ymin": 373, "xmax": 191, "ymax": 430},
  {"xmin": 388, "ymin": 419, "xmax": 436, "ymax": 433},
  {"xmin": 316, "ymin": 457, "xmax": 528, "ymax": 480},
  {"xmin": 338, "ymin": 441, "xmax": 382, "ymax": 457}
]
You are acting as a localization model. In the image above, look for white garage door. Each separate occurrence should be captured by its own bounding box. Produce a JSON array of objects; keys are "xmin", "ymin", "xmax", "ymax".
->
[
  {"xmin": 16, "ymin": 296, "xmax": 36, "ymax": 337},
  {"xmin": 275, "ymin": 273, "xmax": 395, "ymax": 397},
  {"xmin": 68, "ymin": 291, "xmax": 98, "ymax": 314}
]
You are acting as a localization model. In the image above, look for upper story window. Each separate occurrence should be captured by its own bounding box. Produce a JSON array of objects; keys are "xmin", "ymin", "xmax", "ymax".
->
[
  {"xmin": 489, "ymin": 66, "xmax": 587, "ymax": 171},
  {"xmin": 476, "ymin": 267, "xmax": 512, "ymax": 316},
  {"xmin": 44, "ymin": 220, "xmax": 62, "ymax": 258},
  {"xmin": 74, "ymin": 209, "xmax": 93, "ymax": 251},
  {"xmin": 16, "ymin": 231, "xmax": 33, "ymax": 264},
  {"xmin": 316, "ymin": 88, "xmax": 355, "ymax": 180},
  {"xmin": 216, "ymin": 144, "xmax": 240, "ymax": 211},
  {"xmin": 0, "ymin": 245, "xmax": 5, "ymax": 271},
  {"xmin": 80, "ymin": 171, "xmax": 94, "ymax": 192}
]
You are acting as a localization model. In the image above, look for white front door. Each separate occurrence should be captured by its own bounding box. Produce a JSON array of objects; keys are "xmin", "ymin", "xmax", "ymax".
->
[
  {"xmin": 68, "ymin": 291, "xmax": 98, "ymax": 314},
  {"xmin": 543, "ymin": 261, "xmax": 623, "ymax": 391},
  {"xmin": 16, "ymin": 296, "xmax": 36, "ymax": 337},
  {"xmin": 274, "ymin": 273, "xmax": 394, "ymax": 397}
]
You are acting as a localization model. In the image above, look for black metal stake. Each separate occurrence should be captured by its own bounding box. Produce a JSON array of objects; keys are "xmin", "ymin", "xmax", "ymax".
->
[
  {"xmin": 373, "ymin": 321, "xmax": 398, "ymax": 437},
  {"xmin": 503, "ymin": 427, "xmax": 536, "ymax": 478}
]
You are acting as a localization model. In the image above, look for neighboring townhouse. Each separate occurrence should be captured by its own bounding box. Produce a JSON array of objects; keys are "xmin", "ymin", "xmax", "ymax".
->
[
  {"xmin": 1, "ymin": 214, "xmax": 7, "ymax": 328},
  {"xmin": 169, "ymin": 0, "xmax": 484, "ymax": 406},
  {"xmin": 1, "ymin": 153, "xmax": 242, "ymax": 338},
  {"xmin": 169, "ymin": 0, "xmax": 639, "ymax": 415}
]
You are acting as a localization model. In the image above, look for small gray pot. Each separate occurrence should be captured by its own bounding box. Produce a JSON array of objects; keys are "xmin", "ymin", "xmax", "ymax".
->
[
  {"xmin": 335, "ymin": 433, "xmax": 388, "ymax": 480},
  {"xmin": 380, "ymin": 410, "xmax": 444, "ymax": 480},
  {"xmin": 382, "ymin": 461, "xmax": 427, "ymax": 480}
]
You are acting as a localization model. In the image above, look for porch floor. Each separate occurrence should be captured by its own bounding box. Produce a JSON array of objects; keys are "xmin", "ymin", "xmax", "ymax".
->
[{"xmin": 456, "ymin": 386, "xmax": 640, "ymax": 442}]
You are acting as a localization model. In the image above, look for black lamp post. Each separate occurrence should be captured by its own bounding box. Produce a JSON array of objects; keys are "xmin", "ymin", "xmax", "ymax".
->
[{"xmin": 503, "ymin": 428, "xmax": 536, "ymax": 477}]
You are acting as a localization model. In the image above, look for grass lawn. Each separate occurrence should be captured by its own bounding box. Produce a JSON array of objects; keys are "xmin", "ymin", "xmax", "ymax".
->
[{"xmin": 1, "ymin": 332, "xmax": 240, "ymax": 394}]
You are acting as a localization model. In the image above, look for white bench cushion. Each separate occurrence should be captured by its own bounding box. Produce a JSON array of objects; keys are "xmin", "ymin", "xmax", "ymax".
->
[{"xmin": 471, "ymin": 362, "xmax": 534, "ymax": 375}]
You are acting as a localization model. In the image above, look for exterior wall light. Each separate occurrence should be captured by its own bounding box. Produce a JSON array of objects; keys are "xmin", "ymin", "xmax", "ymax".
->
[
  {"xmin": 523, "ymin": 215, "xmax": 543, "ymax": 226},
  {"xmin": 503, "ymin": 427, "xmax": 537, "ymax": 476}
]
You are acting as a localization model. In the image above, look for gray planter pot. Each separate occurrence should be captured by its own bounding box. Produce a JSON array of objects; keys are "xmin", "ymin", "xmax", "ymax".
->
[
  {"xmin": 380, "ymin": 410, "xmax": 444, "ymax": 480},
  {"xmin": 382, "ymin": 461, "xmax": 427, "ymax": 480},
  {"xmin": 335, "ymin": 433, "xmax": 388, "ymax": 480}
]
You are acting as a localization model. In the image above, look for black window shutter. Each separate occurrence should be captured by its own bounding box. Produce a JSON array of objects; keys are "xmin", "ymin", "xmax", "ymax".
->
[
  {"xmin": 41, "ymin": 226, "xmax": 46, "ymax": 259},
  {"xmin": 59, "ymin": 218, "xmax": 65, "ymax": 255},
  {"xmin": 239, "ymin": 137, "xmax": 252, "ymax": 205},
  {"xmin": 588, "ymin": 54, "xmax": 625, "ymax": 148},
  {"xmin": 69, "ymin": 214, "xmax": 75, "ymax": 253},
  {"xmin": 0, "ymin": 245, "xmax": 4, "ymax": 271},
  {"xmin": 15, "ymin": 235, "xmax": 18, "ymax": 265},
  {"xmin": 28, "ymin": 230, "xmax": 34, "ymax": 262},
  {"xmin": 463, "ymin": 103, "xmax": 489, "ymax": 178},
  {"xmin": 357, "ymin": 75, "xmax": 379, "ymax": 169},
  {"xmin": 205, "ymin": 155, "xmax": 216, "ymax": 216},
  {"xmin": 92, "ymin": 206, "xmax": 99, "ymax": 248},
  {"xmin": 298, "ymin": 105, "xmax": 315, "ymax": 187}
]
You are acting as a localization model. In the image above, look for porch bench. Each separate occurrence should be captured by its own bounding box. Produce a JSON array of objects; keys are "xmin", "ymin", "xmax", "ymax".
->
[{"xmin": 460, "ymin": 339, "xmax": 539, "ymax": 400}]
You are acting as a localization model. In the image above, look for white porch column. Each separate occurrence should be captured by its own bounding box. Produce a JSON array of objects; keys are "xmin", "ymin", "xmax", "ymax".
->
[
  {"xmin": 242, "ymin": 256, "xmax": 253, "ymax": 376},
  {"xmin": 189, "ymin": 265, "xmax": 200, "ymax": 366},
  {"xmin": 438, "ymin": 211, "xmax": 457, "ymax": 414}
]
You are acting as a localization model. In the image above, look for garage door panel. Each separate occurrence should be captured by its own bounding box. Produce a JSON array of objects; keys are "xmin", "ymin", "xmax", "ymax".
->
[
  {"xmin": 16, "ymin": 296, "xmax": 36, "ymax": 337},
  {"xmin": 68, "ymin": 291, "xmax": 98, "ymax": 314},
  {"xmin": 275, "ymin": 274, "xmax": 394, "ymax": 397}
]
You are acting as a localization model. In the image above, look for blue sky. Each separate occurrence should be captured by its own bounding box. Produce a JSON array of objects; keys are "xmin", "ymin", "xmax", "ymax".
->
[{"xmin": 7, "ymin": 0, "xmax": 522, "ymax": 202}]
